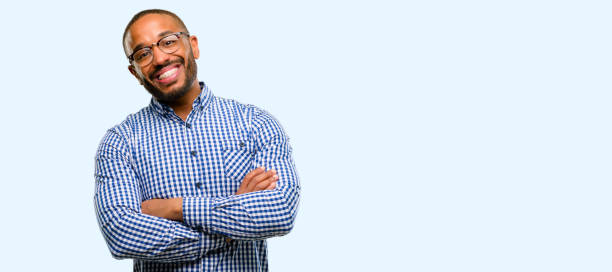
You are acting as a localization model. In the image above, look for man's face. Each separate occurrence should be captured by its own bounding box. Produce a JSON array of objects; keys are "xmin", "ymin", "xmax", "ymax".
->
[{"xmin": 125, "ymin": 14, "xmax": 200, "ymax": 104}]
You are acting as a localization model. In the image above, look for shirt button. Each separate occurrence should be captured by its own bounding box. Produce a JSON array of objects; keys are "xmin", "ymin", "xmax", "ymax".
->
[
  {"xmin": 185, "ymin": 123, "xmax": 192, "ymax": 128},
  {"xmin": 190, "ymin": 150, "xmax": 197, "ymax": 156},
  {"xmin": 239, "ymin": 142, "xmax": 245, "ymax": 147},
  {"xmin": 195, "ymin": 182, "xmax": 202, "ymax": 188}
]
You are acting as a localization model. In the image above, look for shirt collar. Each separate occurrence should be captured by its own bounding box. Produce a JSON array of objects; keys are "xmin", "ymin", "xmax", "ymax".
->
[{"xmin": 150, "ymin": 81, "xmax": 212, "ymax": 117}]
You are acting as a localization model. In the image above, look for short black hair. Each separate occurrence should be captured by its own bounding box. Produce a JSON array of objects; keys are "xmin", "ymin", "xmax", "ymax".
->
[{"xmin": 122, "ymin": 9, "xmax": 189, "ymax": 57}]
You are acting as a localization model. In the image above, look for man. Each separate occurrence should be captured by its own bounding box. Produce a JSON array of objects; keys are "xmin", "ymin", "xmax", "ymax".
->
[{"xmin": 94, "ymin": 9, "xmax": 300, "ymax": 271}]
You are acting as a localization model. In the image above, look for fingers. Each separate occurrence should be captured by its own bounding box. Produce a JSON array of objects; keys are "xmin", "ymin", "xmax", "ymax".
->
[
  {"xmin": 243, "ymin": 167, "xmax": 265, "ymax": 184},
  {"xmin": 253, "ymin": 175, "xmax": 278, "ymax": 191},
  {"xmin": 246, "ymin": 169, "xmax": 277, "ymax": 192},
  {"xmin": 236, "ymin": 167, "xmax": 278, "ymax": 195},
  {"xmin": 265, "ymin": 181, "xmax": 277, "ymax": 190},
  {"xmin": 238, "ymin": 167, "xmax": 265, "ymax": 193}
]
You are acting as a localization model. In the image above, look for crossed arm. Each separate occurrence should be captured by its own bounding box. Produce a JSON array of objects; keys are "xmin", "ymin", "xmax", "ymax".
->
[
  {"xmin": 141, "ymin": 168, "xmax": 278, "ymax": 221},
  {"xmin": 95, "ymin": 141, "xmax": 279, "ymax": 262},
  {"xmin": 94, "ymin": 111, "xmax": 300, "ymax": 262}
]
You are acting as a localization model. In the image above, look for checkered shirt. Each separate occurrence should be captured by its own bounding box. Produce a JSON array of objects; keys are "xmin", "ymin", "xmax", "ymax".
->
[{"xmin": 94, "ymin": 82, "xmax": 300, "ymax": 271}]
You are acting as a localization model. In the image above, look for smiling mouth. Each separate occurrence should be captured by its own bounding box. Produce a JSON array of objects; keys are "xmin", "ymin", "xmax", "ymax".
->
[
  {"xmin": 159, "ymin": 67, "xmax": 178, "ymax": 79},
  {"xmin": 153, "ymin": 64, "xmax": 182, "ymax": 85}
]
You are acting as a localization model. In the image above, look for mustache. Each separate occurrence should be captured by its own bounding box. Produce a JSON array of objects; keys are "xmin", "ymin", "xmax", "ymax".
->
[{"xmin": 149, "ymin": 57, "xmax": 184, "ymax": 79}]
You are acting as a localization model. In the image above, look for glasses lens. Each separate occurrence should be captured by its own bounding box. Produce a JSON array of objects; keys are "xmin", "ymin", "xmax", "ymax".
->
[
  {"xmin": 133, "ymin": 48, "xmax": 152, "ymax": 66},
  {"xmin": 159, "ymin": 34, "xmax": 180, "ymax": 54}
]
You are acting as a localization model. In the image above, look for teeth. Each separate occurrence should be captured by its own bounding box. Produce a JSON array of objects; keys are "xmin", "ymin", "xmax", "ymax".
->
[{"xmin": 158, "ymin": 68, "xmax": 178, "ymax": 80}]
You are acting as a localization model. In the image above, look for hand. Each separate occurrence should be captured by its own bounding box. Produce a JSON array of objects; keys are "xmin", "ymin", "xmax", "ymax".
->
[
  {"xmin": 235, "ymin": 167, "xmax": 278, "ymax": 195},
  {"xmin": 141, "ymin": 197, "xmax": 183, "ymax": 221}
]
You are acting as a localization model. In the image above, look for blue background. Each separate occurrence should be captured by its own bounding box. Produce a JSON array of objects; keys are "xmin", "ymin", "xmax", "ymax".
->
[{"xmin": 1, "ymin": 0, "xmax": 610, "ymax": 271}]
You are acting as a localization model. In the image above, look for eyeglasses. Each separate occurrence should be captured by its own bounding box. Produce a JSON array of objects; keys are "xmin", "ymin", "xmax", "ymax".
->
[{"xmin": 128, "ymin": 32, "xmax": 190, "ymax": 66}]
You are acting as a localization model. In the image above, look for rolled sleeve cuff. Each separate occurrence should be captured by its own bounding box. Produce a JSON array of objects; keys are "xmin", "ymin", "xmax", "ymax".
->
[{"xmin": 183, "ymin": 196, "xmax": 213, "ymax": 230}]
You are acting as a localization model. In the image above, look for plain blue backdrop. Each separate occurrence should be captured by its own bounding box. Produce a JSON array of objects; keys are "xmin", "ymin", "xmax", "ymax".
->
[{"xmin": 1, "ymin": 0, "xmax": 610, "ymax": 271}]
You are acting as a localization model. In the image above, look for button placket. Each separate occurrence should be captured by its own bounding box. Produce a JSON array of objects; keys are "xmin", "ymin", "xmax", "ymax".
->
[{"xmin": 183, "ymin": 117, "xmax": 203, "ymax": 193}]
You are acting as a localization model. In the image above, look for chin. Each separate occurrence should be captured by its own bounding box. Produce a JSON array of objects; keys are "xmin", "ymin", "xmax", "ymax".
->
[{"xmin": 145, "ymin": 79, "xmax": 191, "ymax": 104}]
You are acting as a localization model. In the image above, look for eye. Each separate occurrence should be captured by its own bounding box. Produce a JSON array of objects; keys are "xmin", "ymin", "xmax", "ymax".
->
[
  {"xmin": 134, "ymin": 49, "xmax": 151, "ymax": 61},
  {"xmin": 163, "ymin": 40, "xmax": 176, "ymax": 47}
]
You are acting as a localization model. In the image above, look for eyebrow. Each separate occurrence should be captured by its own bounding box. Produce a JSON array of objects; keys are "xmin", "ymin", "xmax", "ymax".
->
[{"xmin": 131, "ymin": 31, "xmax": 176, "ymax": 53}]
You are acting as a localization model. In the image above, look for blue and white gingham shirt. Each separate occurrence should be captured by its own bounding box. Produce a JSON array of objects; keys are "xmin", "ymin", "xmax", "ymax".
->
[{"xmin": 94, "ymin": 82, "xmax": 300, "ymax": 271}]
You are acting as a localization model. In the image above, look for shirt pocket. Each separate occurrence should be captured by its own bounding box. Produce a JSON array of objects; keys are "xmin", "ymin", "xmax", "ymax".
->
[{"xmin": 222, "ymin": 139, "xmax": 255, "ymax": 182}]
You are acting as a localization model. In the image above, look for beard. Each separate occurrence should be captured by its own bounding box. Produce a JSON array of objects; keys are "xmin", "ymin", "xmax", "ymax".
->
[{"xmin": 141, "ymin": 49, "xmax": 198, "ymax": 105}]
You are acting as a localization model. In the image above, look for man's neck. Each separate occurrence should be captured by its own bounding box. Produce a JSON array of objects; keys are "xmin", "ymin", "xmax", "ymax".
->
[{"xmin": 166, "ymin": 81, "xmax": 202, "ymax": 121}]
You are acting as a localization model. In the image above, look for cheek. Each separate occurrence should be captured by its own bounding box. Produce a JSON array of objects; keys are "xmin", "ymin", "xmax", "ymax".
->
[{"xmin": 137, "ymin": 67, "xmax": 153, "ymax": 80}]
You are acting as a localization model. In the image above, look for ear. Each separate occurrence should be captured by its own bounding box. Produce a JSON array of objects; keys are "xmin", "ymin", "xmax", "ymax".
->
[
  {"xmin": 128, "ymin": 65, "xmax": 144, "ymax": 85},
  {"xmin": 189, "ymin": 35, "xmax": 200, "ymax": 59}
]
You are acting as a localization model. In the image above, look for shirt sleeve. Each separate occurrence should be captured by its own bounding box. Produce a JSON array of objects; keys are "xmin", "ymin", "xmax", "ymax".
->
[
  {"xmin": 94, "ymin": 129, "xmax": 228, "ymax": 262},
  {"xmin": 182, "ymin": 108, "xmax": 301, "ymax": 240}
]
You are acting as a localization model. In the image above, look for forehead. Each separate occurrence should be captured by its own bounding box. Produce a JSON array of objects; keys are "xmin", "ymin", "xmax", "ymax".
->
[{"xmin": 125, "ymin": 14, "xmax": 183, "ymax": 51}]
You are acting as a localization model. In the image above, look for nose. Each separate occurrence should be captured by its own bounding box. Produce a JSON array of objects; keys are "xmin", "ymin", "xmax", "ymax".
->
[{"xmin": 151, "ymin": 44, "xmax": 172, "ymax": 66}]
